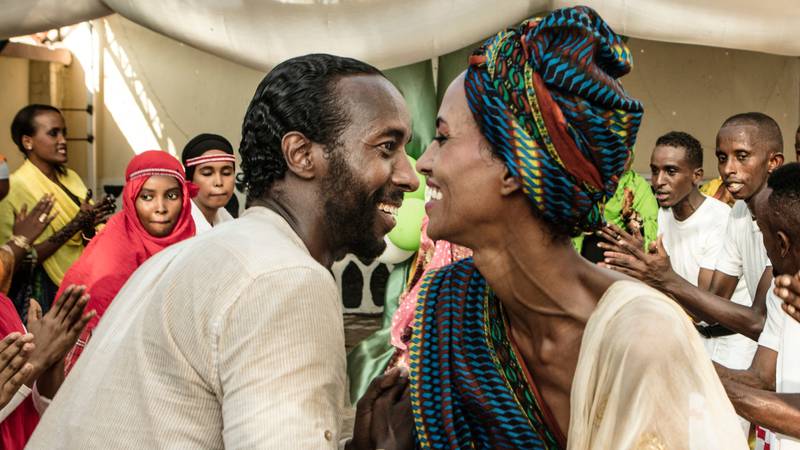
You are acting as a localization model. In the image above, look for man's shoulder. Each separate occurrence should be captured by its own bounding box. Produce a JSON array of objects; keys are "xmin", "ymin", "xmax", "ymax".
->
[
  {"xmin": 188, "ymin": 207, "xmax": 319, "ymax": 273},
  {"xmin": 729, "ymin": 200, "xmax": 751, "ymax": 220},
  {"xmin": 700, "ymin": 195, "xmax": 732, "ymax": 215}
]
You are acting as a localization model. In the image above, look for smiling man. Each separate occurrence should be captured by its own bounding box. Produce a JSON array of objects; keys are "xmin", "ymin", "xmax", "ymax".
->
[{"xmin": 28, "ymin": 54, "xmax": 419, "ymax": 449}]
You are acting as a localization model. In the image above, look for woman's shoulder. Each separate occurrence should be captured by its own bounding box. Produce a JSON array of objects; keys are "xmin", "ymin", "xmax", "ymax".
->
[{"xmin": 598, "ymin": 280, "xmax": 689, "ymax": 327}]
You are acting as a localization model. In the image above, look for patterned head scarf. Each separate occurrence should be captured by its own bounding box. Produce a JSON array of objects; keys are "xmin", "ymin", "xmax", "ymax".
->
[{"xmin": 464, "ymin": 6, "xmax": 643, "ymax": 236}]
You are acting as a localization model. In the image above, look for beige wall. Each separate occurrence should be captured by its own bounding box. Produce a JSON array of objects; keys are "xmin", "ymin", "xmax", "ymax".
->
[
  {"xmin": 95, "ymin": 15, "xmax": 264, "ymax": 188},
  {"xmin": 0, "ymin": 57, "xmax": 29, "ymax": 171},
  {"xmin": 0, "ymin": 16, "xmax": 798, "ymax": 190},
  {"xmin": 624, "ymin": 38, "xmax": 800, "ymax": 178}
]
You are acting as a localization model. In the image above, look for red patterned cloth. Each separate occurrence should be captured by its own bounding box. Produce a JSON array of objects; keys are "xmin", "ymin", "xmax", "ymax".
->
[{"xmin": 0, "ymin": 294, "xmax": 38, "ymax": 450}]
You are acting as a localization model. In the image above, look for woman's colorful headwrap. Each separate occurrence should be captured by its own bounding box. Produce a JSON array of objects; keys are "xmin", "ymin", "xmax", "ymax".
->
[{"xmin": 464, "ymin": 6, "xmax": 643, "ymax": 236}]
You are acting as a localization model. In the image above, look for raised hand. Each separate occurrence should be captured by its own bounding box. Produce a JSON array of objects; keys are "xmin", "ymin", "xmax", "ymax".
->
[
  {"xmin": 90, "ymin": 195, "xmax": 116, "ymax": 226},
  {"xmin": 13, "ymin": 194, "xmax": 56, "ymax": 243},
  {"xmin": 0, "ymin": 332, "xmax": 34, "ymax": 409},
  {"xmin": 598, "ymin": 222, "xmax": 643, "ymax": 252},
  {"xmin": 79, "ymin": 190, "xmax": 116, "ymax": 227},
  {"xmin": 26, "ymin": 285, "xmax": 95, "ymax": 372},
  {"xmin": 774, "ymin": 272, "xmax": 800, "ymax": 323},
  {"xmin": 597, "ymin": 227, "xmax": 674, "ymax": 288}
]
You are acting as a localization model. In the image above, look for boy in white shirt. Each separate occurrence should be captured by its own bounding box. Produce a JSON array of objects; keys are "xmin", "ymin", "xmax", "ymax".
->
[{"xmin": 650, "ymin": 131, "xmax": 755, "ymax": 369}]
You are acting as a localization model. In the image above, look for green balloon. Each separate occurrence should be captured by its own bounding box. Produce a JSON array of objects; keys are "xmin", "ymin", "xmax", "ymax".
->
[
  {"xmin": 404, "ymin": 155, "xmax": 426, "ymax": 200},
  {"xmin": 388, "ymin": 198, "xmax": 425, "ymax": 252}
]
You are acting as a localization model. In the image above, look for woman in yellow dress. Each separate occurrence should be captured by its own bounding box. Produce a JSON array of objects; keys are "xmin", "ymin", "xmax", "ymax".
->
[{"xmin": 0, "ymin": 105, "xmax": 115, "ymax": 316}]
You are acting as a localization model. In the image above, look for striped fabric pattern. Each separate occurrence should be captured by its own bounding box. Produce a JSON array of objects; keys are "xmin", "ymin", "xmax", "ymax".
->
[
  {"xmin": 464, "ymin": 6, "xmax": 643, "ymax": 236},
  {"xmin": 409, "ymin": 258, "xmax": 562, "ymax": 449}
]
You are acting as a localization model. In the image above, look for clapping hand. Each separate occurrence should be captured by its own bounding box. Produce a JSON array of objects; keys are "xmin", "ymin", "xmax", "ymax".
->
[
  {"xmin": 79, "ymin": 190, "xmax": 116, "ymax": 227},
  {"xmin": 596, "ymin": 224, "xmax": 673, "ymax": 288},
  {"xmin": 13, "ymin": 195, "xmax": 56, "ymax": 243},
  {"xmin": 26, "ymin": 285, "xmax": 95, "ymax": 373},
  {"xmin": 0, "ymin": 332, "xmax": 34, "ymax": 409}
]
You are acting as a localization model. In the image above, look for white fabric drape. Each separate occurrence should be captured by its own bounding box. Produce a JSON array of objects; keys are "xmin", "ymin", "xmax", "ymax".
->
[
  {"xmin": 568, "ymin": 281, "xmax": 749, "ymax": 450},
  {"xmin": 2, "ymin": 1, "xmax": 800, "ymax": 70}
]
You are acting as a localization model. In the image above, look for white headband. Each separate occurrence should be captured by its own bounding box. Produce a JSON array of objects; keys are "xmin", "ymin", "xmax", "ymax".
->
[
  {"xmin": 185, "ymin": 154, "xmax": 236, "ymax": 167},
  {"xmin": 127, "ymin": 168, "xmax": 186, "ymax": 183}
]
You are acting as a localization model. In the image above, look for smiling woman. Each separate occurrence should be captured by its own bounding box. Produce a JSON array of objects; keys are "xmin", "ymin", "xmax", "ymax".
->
[
  {"xmin": 0, "ymin": 105, "xmax": 116, "ymax": 316},
  {"xmin": 56, "ymin": 151, "xmax": 195, "ymax": 373}
]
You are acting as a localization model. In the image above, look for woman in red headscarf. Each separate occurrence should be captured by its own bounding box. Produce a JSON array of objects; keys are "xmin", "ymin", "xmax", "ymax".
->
[{"xmin": 59, "ymin": 151, "xmax": 196, "ymax": 373}]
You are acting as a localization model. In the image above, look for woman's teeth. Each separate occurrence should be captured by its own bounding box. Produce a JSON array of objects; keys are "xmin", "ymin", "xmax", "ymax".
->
[{"xmin": 428, "ymin": 187, "xmax": 442, "ymax": 201}]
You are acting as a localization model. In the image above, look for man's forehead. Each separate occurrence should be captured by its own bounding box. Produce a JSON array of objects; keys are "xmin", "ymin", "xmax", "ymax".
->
[
  {"xmin": 336, "ymin": 75, "xmax": 411, "ymax": 135},
  {"xmin": 651, "ymin": 145, "xmax": 687, "ymax": 163}
]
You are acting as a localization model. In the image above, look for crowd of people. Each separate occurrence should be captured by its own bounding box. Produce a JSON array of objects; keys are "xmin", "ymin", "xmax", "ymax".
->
[{"xmin": 0, "ymin": 5, "xmax": 799, "ymax": 449}]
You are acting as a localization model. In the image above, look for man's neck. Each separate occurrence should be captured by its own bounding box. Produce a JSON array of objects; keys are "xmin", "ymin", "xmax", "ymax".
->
[
  {"xmin": 745, "ymin": 182, "xmax": 768, "ymax": 217},
  {"xmin": 250, "ymin": 187, "xmax": 337, "ymax": 269},
  {"xmin": 671, "ymin": 188, "xmax": 706, "ymax": 222}
]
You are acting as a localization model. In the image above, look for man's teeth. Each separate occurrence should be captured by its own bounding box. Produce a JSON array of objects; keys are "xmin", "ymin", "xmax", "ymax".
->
[
  {"xmin": 428, "ymin": 187, "xmax": 442, "ymax": 201},
  {"xmin": 378, "ymin": 203, "xmax": 399, "ymax": 216}
]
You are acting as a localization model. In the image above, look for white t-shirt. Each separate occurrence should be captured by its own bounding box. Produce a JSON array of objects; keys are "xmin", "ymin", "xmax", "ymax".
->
[
  {"xmin": 715, "ymin": 200, "xmax": 772, "ymax": 301},
  {"xmin": 191, "ymin": 199, "xmax": 234, "ymax": 234},
  {"xmin": 658, "ymin": 196, "xmax": 755, "ymax": 369}
]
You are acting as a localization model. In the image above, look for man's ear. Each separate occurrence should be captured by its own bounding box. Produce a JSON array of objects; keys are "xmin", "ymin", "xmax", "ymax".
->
[
  {"xmin": 499, "ymin": 165, "xmax": 522, "ymax": 196},
  {"xmin": 778, "ymin": 229, "xmax": 791, "ymax": 259},
  {"xmin": 281, "ymin": 131, "xmax": 315, "ymax": 179},
  {"xmin": 768, "ymin": 152, "xmax": 785, "ymax": 173},
  {"xmin": 692, "ymin": 167, "xmax": 704, "ymax": 186}
]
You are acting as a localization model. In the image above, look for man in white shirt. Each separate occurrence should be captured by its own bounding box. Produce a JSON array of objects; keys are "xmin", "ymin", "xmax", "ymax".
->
[
  {"xmin": 28, "ymin": 54, "xmax": 418, "ymax": 449},
  {"xmin": 649, "ymin": 131, "xmax": 755, "ymax": 369},
  {"xmin": 601, "ymin": 113, "xmax": 785, "ymax": 446},
  {"xmin": 720, "ymin": 163, "xmax": 800, "ymax": 448}
]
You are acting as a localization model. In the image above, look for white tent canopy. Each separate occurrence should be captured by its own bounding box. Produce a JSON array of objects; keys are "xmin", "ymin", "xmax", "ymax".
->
[{"xmin": 1, "ymin": 0, "xmax": 799, "ymax": 70}]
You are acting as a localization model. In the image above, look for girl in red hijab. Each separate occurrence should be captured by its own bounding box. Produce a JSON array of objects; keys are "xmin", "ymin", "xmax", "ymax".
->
[{"xmin": 60, "ymin": 151, "xmax": 196, "ymax": 372}]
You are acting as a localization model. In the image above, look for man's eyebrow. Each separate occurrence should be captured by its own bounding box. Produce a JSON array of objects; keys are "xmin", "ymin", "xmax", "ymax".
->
[{"xmin": 371, "ymin": 127, "xmax": 408, "ymax": 142}]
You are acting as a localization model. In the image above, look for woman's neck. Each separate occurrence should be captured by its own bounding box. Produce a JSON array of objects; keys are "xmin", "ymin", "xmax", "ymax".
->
[
  {"xmin": 29, "ymin": 156, "xmax": 58, "ymax": 182},
  {"xmin": 470, "ymin": 216, "xmax": 605, "ymax": 335},
  {"xmin": 195, "ymin": 200, "xmax": 218, "ymax": 226}
]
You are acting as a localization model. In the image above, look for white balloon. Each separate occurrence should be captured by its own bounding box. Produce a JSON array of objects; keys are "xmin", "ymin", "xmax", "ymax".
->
[{"xmin": 377, "ymin": 235, "xmax": 414, "ymax": 265}]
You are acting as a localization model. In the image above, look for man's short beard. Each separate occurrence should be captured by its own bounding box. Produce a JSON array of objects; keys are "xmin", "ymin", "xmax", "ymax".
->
[{"xmin": 321, "ymin": 149, "xmax": 387, "ymax": 260}]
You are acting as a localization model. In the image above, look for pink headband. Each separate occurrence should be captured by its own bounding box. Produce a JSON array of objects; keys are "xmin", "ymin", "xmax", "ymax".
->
[
  {"xmin": 127, "ymin": 168, "xmax": 186, "ymax": 183},
  {"xmin": 185, "ymin": 154, "xmax": 236, "ymax": 167}
]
